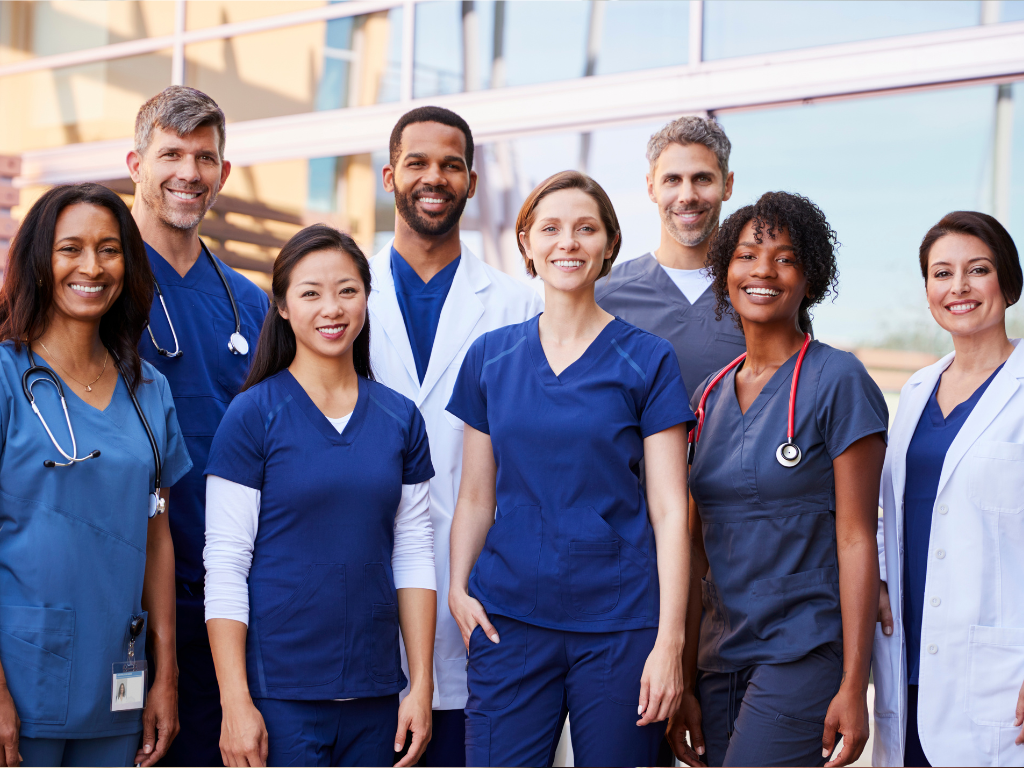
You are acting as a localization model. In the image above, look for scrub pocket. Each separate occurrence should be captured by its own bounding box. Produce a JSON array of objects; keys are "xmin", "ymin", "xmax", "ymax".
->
[
  {"xmin": 965, "ymin": 625, "xmax": 1024, "ymax": 726},
  {"xmin": 473, "ymin": 506, "xmax": 542, "ymax": 616},
  {"xmin": 0, "ymin": 605, "xmax": 74, "ymax": 725},
  {"xmin": 748, "ymin": 567, "xmax": 840, "ymax": 646},
  {"xmin": 467, "ymin": 618, "xmax": 527, "ymax": 711},
  {"xmin": 969, "ymin": 441, "xmax": 1024, "ymax": 513}
]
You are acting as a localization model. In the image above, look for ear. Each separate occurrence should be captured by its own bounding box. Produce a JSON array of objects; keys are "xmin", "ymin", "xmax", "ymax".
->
[
  {"xmin": 606, "ymin": 232, "xmax": 620, "ymax": 260},
  {"xmin": 518, "ymin": 229, "xmax": 531, "ymax": 260},
  {"xmin": 646, "ymin": 172, "xmax": 656, "ymax": 204},
  {"xmin": 382, "ymin": 164, "xmax": 395, "ymax": 194},
  {"xmin": 467, "ymin": 168, "xmax": 478, "ymax": 199},
  {"xmin": 277, "ymin": 299, "xmax": 290, "ymax": 321},
  {"xmin": 217, "ymin": 159, "xmax": 232, "ymax": 193},
  {"xmin": 723, "ymin": 171, "xmax": 734, "ymax": 203},
  {"xmin": 126, "ymin": 150, "xmax": 142, "ymax": 184}
]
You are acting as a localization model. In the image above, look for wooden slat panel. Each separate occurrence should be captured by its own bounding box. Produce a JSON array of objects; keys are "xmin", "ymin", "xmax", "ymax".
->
[{"xmin": 199, "ymin": 218, "xmax": 288, "ymax": 250}]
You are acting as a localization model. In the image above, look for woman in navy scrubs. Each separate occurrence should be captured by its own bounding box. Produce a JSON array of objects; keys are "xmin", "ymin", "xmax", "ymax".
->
[
  {"xmin": 667, "ymin": 192, "xmax": 888, "ymax": 767},
  {"xmin": 204, "ymin": 225, "xmax": 437, "ymax": 767},
  {"xmin": 0, "ymin": 184, "xmax": 191, "ymax": 767},
  {"xmin": 447, "ymin": 171, "xmax": 694, "ymax": 767}
]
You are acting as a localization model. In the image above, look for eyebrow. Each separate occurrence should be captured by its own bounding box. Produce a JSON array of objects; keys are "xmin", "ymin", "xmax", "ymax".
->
[
  {"xmin": 296, "ymin": 277, "xmax": 357, "ymax": 286},
  {"xmin": 736, "ymin": 240, "xmax": 794, "ymax": 251},
  {"xmin": 930, "ymin": 256, "xmax": 993, "ymax": 267}
]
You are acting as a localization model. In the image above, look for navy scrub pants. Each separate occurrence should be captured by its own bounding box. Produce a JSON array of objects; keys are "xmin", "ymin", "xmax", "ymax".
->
[
  {"xmin": 697, "ymin": 642, "xmax": 843, "ymax": 767},
  {"xmin": 20, "ymin": 732, "xmax": 141, "ymax": 767},
  {"xmin": 465, "ymin": 615, "xmax": 664, "ymax": 767},
  {"xmin": 419, "ymin": 708, "xmax": 466, "ymax": 766},
  {"xmin": 254, "ymin": 695, "xmax": 399, "ymax": 767}
]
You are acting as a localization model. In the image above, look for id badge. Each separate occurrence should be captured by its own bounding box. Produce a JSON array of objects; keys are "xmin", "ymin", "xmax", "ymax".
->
[{"xmin": 111, "ymin": 660, "xmax": 147, "ymax": 711}]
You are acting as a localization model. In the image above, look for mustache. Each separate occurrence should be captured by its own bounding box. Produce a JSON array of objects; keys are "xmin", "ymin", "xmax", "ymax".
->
[
  {"xmin": 668, "ymin": 204, "xmax": 712, "ymax": 215},
  {"xmin": 413, "ymin": 186, "xmax": 455, "ymax": 201}
]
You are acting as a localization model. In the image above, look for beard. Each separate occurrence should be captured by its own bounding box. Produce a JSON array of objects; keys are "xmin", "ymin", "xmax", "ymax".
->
[
  {"xmin": 394, "ymin": 184, "xmax": 468, "ymax": 237},
  {"xmin": 662, "ymin": 199, "xmax": 722, "ymax": 248},
  {"xmin": 137, "ymin": 170, "xmax": 217, "ymax": 232}
]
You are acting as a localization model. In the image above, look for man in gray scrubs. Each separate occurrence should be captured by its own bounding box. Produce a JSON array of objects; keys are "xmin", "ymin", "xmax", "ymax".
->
[{"xmin": 596, "ymin": 116, "xmax": 744, "ymax": 397}]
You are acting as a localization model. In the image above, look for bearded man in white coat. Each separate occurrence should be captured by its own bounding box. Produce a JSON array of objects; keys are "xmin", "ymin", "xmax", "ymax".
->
[{"xmin": 368, "ymin": 106, "xmax": 543, "ymax": 767}]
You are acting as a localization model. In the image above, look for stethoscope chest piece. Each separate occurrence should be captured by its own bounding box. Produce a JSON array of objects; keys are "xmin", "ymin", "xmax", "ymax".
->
[
  {"xmin": 227, "ymin": 332, "xmax": 249, "ymax": 356},
  {"xmin": 776, "ymin": 441, "xmax": 802, "ymax": 467}
]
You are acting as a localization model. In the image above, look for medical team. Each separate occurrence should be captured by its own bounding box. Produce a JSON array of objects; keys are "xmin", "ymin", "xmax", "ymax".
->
[{"xmin": 0, "ymin": 84, "xmax": 1019, "ymax": 768}]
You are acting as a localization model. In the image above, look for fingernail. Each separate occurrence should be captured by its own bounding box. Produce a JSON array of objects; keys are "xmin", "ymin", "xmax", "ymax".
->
[
  {"xmin": 490, "ymin": 634, "xmax": 499, "ymax": 643},
  {"xmin": 822, "ymin": 748, "xmax": 830, "ymax": 758},
  {"xmin": 638, "ymin": 705, "xmax": 644, "ymax": 715},
  {"xmin": 883, "ymin": 626, "xmax": 892, "ymax": 635},
  {"xmin": 697, "ymin": 747, "xmax": 705, "ymax": 755},
  {"xmin": 144, "ymin": 745, "xmax": 153, "ymax": 754},
  {"xmin": 395, "ymin": 743, "xmax": 402, "ymax": 752}
]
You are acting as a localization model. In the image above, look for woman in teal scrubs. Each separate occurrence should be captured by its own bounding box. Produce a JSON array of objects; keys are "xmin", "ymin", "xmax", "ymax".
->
[{"xmin": 0, "ymin": 184, "xmax": 191, "ymax": 767}]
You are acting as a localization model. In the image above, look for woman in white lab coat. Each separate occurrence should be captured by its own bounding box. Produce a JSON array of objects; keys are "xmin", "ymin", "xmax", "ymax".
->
[{"xmin": 873, "ymin": 211, "xmax": 1024, "ymax": 767}]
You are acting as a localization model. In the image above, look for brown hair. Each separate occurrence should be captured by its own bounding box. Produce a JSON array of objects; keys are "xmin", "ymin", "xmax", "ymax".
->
[
  {"xmin": 516, "ymin": 170, "xmax": 621, "ymax": 278},
  {"xmin": 135, "ymin": 85, "xmax": 226, "ymax": 160},
  {"xmin": 0, "ymin": 184, "xmax": 153, "ymax": 392},
  {"xmin": 919, "ymin": 211, "xmax": 1022, "ymax": 307}
]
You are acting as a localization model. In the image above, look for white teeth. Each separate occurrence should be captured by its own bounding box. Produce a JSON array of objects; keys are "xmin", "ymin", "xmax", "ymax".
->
[
  {"xmin": 552, "ymin": 260, "xmax": 584, "ymax": 268},
  {"xmin": 745, "ymin": 287, "xmax": 780, "ymax": 297},
  {"xmin": 318, "ymin": 325, "xmax": 345, "ymax": 332},
  {"xmin": 948, "ymin": 302, "xmax": 978, "ymax": 311},
  {"xmin": 168, "ymin": 190, "xmax": 201, "ymax": 200},
  {"xmin": 419, "ymin": 197, "xmax": 447, "ymax": 204},
  {"xmin": 70, "ymin": 284, "xmax": 103, "ymax": 293}
]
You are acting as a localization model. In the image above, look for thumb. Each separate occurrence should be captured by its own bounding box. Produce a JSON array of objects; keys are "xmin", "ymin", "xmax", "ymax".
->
[
  {"xmin": 477, "ymin": 612, "xmax": 500, "ymax": 644},
  {"xmin": 394, "ymin": 716, "xmax": 408, "ymax": 753},
  {"xmin": 637, "ymin": 678, "xmax": 650, "ymax": 721},
  {"xmin": 879, "ymin": 583, "xmax": 894, "ymax": 636},
  {"xmin": 821, "ymin": 718, "xmax": 838, "ymax": 762},
  {"xmin": 142, "ymin": 710, "xmax": 156, "ymax": 756},
  {"xmin": 690, "ymin": 720, "xmax": 706, "ymax": 757}
]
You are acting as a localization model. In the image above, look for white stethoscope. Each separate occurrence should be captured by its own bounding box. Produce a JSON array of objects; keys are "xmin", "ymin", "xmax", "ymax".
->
[
  {"xmin": 22, "ymin": 346, "xmax": 166, "ymax": 517},
  {"xmin": 147, "ymin": 245, "xmax": 249, "ymax": 359},
  {"xmin": 689, "ymin": 333, "xmax": 812, "ymax": 468}
]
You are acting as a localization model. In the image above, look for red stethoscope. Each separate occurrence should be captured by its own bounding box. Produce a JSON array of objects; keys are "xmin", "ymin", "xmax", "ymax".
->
[{"xmin": 688, "ymin": 333, "xmax": 812, "ymax": 468}]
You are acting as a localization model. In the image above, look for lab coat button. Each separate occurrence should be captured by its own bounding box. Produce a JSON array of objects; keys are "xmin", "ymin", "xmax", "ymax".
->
[
  {"xmin": 927, "ymin": 644, "xmax": 938, "ymax": 654},
  {"xmin": 935, "ymin": 549, "xmax": 946, "ymax": 559},
  {"xmin": 930, "ymin": 597, "xmax": 940, "ymax": 607},
  {"xmin": 937, "ymin": 504, "xmax": 948, "ymax": 514}
]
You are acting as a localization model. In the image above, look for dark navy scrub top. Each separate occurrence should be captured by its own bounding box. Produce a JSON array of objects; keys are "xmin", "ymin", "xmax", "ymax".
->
[
  {"xmin": 0, "ymin": 344, "xmax": 191, "ymax": 738},
  {"xmin": 140, "ymin": 242, "xmax": 269, "ymax": 585},
  {"xmin": 902, "ymin": 364, "xmax": 1002, "ymax": 684},
  {"xmin": 446, "ymin": 315, "xmax": 694, "ymax": 632},
  {"xmin": 205, "ymin": 371, "xmax": 434, "ymax": 700},
  {"xmin": 391, "ymin": 247, "xmax": 460, "ymax": 383},
  {"xmin": 688, "ymin": 341, "xmax": 888, "ymax": 671}
]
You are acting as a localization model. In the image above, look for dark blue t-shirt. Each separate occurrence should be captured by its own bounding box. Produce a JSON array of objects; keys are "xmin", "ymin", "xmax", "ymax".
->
[
  {"xmin": 391, "ymin": 247, "xmax": 460, "ymax": 383},
  {"xmin": 902, "ymin": 364, "xmax": 1002, "ymax": 684},
  {"xmin": 446, "ymin": 315, "xmax": 694, "ymax": 632}
]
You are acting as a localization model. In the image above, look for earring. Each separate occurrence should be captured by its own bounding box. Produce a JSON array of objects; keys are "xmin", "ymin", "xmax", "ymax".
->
[{"xmin": 37, "ymin": 279, "xmax": 43, "ymax": 286}]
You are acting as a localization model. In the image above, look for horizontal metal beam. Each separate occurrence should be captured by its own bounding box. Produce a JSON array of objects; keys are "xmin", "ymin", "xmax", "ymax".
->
[{"xmin": 17, "ymin": 20, "xmax": 1024, "ymax": 187}]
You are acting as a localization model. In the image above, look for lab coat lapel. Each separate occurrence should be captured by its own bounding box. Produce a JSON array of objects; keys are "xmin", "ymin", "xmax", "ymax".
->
[
  {"xmin": 369, "ymin": 242, "xmax": 419, "ymax": 388},
  {"xmin": 418, "ymin": 244, "xmax": 488, "ymax": 405},
  {"xmin": 935, "ymin": 339, "xmax": 1024, "ymax": 499}
]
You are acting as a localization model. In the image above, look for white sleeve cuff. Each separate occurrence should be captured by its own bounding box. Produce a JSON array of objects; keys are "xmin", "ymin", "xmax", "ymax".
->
[{"xmin": 392, "ymin": 481, "xmax": 436, "ymax": 591}]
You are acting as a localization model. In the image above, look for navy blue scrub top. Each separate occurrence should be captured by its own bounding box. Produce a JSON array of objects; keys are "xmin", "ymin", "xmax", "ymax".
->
[
  {"xmin": 688, "ymin": 342, "xmax": 888, "ymax": 671},
  {"xmin": 446, "ymin": 315, "xmax": 694, "ymax": 632},
  {"xmin": 140, "ymin": 242, "xmax": 269, "ymax": 585},
  {"xmin": 902, "ymin": 364, "xmax": 1002, "ymax": 684},
  {"xmin": 391, "ymin": 247, "xmax": 460, "ymax": 383},
  {"xmin": 205, "ymin": 371, "xmax": 434, "ymax": 700},
  {"xmin": 0, "ymin": 344, "xmax": 191, "ymax": 738}
]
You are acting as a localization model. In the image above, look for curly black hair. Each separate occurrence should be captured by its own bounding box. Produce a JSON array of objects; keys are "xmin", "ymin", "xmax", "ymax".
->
[{"xmin": 706, "ymin": 191, "xmax": 839, "ymax": 333}]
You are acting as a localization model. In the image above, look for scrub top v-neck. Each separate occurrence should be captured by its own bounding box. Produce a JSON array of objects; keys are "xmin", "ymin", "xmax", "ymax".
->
[
  {"xmin": 205, "ymin": 370, "xmax": 434, "ymax": 700},
  {"xmin": 688, "ymin": 341, "xmax": 888, "ymax": 671},
  {"xmin": 446, "ymin": 315, "xmax": 694, "ymax": 632},
  {"xmin": 391, "ymin": 247, "xmax": 461, "ymax": 383}
]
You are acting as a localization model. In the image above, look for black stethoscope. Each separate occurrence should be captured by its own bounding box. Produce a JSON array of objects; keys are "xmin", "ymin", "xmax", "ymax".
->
[
  {"xmin": 689, "ymin": 333, "xmax": 812, "ymax": 468},
  {"xmin": 22, "ymin": 345, "xmax": 166, "ymax": 516},
  {"xmin": 147, "ymin": 245, "xmax": 249, "ymax": 359}
]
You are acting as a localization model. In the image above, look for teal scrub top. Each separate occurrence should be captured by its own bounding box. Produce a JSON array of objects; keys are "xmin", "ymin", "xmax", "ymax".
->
[{"xmin": 0, "ymin": 343, "xmax": 192, "ymax": 739}]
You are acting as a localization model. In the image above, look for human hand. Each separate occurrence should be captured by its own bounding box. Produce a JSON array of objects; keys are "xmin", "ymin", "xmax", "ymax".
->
[
  {"xmin": 822, "ymin": 682, "xmax": 869, "ymax": 767},
  {"xmin": 877, "ymin": 581, "xmax": 893, "ymax": 636},
  {"xmin": 1014, "ymin": 676, "xmax": 1024, "ymax": 746},
  {"xmin": 637, "ymin": 640, "xmax": 683, "ymax": 727},
  {"xmin": 219, "ymin": 696, "xmax": 269, "ymax": 767},
  {"xmin": 0, "ymin": 684, "xmax": 20, "ymax": 767},
  {"xmin": 448, "ymin": 588, "xmax": 499, "ymax": 649},
  {"xmin": 394, "ymin": 687, "xmax": 433, "ymax": 767},
  {"xmin": 135, "ymin": 675, "xmax": 179, "ymax": 766},
  {"xmin": 666, "ymin": 690, "xmax": 705, "ymax": 765}
]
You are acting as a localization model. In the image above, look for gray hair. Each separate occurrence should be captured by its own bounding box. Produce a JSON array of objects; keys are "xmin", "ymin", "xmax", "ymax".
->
[
  {"xmin": 646, "ymin": 115, "xmax": 731, "ymax": 177},
  {"xmin": 134, "ymin": 86, "xmax": 226, "ymax": 160}
]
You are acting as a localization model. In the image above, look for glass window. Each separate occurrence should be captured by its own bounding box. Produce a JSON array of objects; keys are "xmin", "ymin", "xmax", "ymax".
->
[
  {"xmin": 1002, "ymin": 0, "xmax": 1024, "ymax": 21},
  {"xmin": 184, "ymin": 1, "xmax": 326, "ymax": 32},
  {"xmin": 703, "ymin": 0, "xmax": 981, "ymax": 61},
  {"xmin": 0, "ymin": 1, "xmax": 174, "ymax": 64},
  {"xmin": 595, "ymin": 1, "xmax": 688, "ymax": 76},
  {"xmin": 0, "ymin": 51, "xmax": 171, "ymax": 153}
]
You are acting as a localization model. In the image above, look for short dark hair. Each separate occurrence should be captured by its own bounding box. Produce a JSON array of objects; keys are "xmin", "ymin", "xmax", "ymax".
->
[
  {"xmin": 243, "ymin": 224, "xmax": 373, "ymax": 390},
  {"xmin": 706, "ymin": 191, "xmax": 839, "ymax": 334},
  {"xmin": 516, "ymin": 170, "xmax": 621, "ymax": 279},
  {"xmin": 135, "ymin": 85, "xmax": 226, "ymax": 161},
  {"xmin": 389, "ymin": 106, "xmax": 474, "ymax": 171},
  {"xmin": 0, "ymin": 184, "xmax": 153, "ymax": 393},
  {"xmin": 919, "ymin": 211, "xmax": 1022, "ymax": 307}
]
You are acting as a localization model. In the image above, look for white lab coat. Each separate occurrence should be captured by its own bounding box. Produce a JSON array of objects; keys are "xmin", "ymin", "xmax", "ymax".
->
[
  {"xmin": 368, "ymin": 240, "xmax": 543, "ymax": 710},
  {"xmin": 873, "ymin": 338, "xmax": 1024, "ymax": 767}
]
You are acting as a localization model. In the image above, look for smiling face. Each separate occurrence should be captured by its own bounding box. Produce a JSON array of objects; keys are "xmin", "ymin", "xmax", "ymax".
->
[
  {"xmin": 278, "ymin": 248, "xmax": 367, "ymax": 362},
  {"xmin": 925, "ymin": 233, "xmax": 1007, "ymax": 337},
  {"xmin": 727, "ymin": 220, "xmax": 809, "ymax": 330},
  {"xmin": 128, "ymin": 124, "xmax": 230, "ymax": 232},
  {"xmin": 384, "ymin": 121, "xmax": 476, "ymax": 237},
  {"xmin": 519, "ymin": 188, "xmax": 615, "ymax": 293},
  {"xmin": 50, "ymin": 203, "xmax": 126, "ymax": 325},
  {"xmin": 648, "ymin": 142, "xmax": 733, "ymax": 248}
]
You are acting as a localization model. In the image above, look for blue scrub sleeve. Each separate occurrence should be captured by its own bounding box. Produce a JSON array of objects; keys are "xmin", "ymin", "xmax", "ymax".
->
[
  {"xmin": 640, "ymin": 341, "xmax": 696, "ymax": 438},
  {"xmin": 205, "ymin": 394, "xmax": 266, "ymax": 491},
  {"xmin": 815, "ymin": 349, "xmax": 889, "ymax": 459},
  {"xmin": 157, "ymin": 373, "xmax": 193, "ymax": 488},
  {"xmin": 446, "ymin": 336, "xmax": 489, "ymax": 434},
  {"xmin": 403, "ymin": 405, "xmax": 435, "ymax": 484}
]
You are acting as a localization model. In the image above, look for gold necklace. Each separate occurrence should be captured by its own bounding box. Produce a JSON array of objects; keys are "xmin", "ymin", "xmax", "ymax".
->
[{"xmin": 39, "ymin": 341, "xmax": 109, "ymax": 392}]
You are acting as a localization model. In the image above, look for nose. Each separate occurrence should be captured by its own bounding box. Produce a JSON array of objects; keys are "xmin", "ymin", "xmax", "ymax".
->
[
  {"xmin": 951, "ymin": 268, "xmax": 972, "ymax": 295},
  {"xmin": 79, "ymin": 248, "xmax": 104, "ymax": 278},
  {"xmin": 557, "ymin": 228, "xmax": 579, "ymax": 253},
  {"xmin": 422, "ymin": 162, "xmax": 447, "ymax": 188},
  {"xmin": 748, "ymin": 253, "xmax": 776, "ymax": 278},
  {"xmin": 678, "ymin": 178, "xmax": 699, "ymax": 206},
  {"xmin": 176, "ymin": 154, "xmax": 201, "ymax": 183}
]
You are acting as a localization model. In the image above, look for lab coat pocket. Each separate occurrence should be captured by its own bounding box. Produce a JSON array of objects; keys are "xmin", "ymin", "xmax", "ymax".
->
[
  {"xmin": 0, "ymin": 605, "xmax": 74, "ymax": 725},
  {"xmin": 474, "ymin": 505, "xmax": 541, "ymax": 616},
  {"xmin": 369, "ymin": 604, "xmax": 401, "ymax": 683},
  {"xmin": 965, "ymin": 625, "xmax": 1024, "ymax": 726},
  {"xmin": 969, "ymin": 441, "xmax": 1024, "ymax": 513},
  {"xmin": 871, "ymin": 623, "xmax": 899, "ymax": 716},
  {"xmin": 569, "ymin": 541, "xmax": 620, "ymax": 615}
]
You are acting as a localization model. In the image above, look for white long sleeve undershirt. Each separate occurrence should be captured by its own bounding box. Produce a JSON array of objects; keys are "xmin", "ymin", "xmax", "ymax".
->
[{"xmin": 203, "ymin": 413, "xmax": 436, "ymax": 624}]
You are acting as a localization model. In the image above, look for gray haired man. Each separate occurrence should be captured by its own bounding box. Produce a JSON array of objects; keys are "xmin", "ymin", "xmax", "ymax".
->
[{"xmin": 596, "ymin": 115, "xmax": 744, "ymax": 398}]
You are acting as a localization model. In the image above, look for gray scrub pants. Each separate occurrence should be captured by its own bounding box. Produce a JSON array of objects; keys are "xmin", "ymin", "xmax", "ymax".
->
[{"xmin": 698, "ymin": 642, "xmax": 843, "ymax": 767}]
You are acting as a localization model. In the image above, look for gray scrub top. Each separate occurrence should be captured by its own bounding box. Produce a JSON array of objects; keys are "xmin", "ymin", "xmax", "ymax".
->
[
  {"xmin": 595, "ymin": 253, "xmax": 746, "ymax": 398},
  {"xmin": 688, "ymin": 341, "xmax": 887, "ymax": 672}
]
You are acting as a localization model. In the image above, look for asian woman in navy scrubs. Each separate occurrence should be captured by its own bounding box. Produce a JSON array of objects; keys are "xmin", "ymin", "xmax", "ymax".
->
[
  {"xmin": 0, "ymin": 185, "xmax": 192, "ymax": 767},
  {"xmin": 204, "ymin": 225, "xmax": 437, "ymax": 767},
  {"xmin": 447, "ymin": 171, "xmax": 694, "ymax": 767},
  {"xmin": 669, "ymin": 192, "xmax": 888, "ymax": 768}
]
